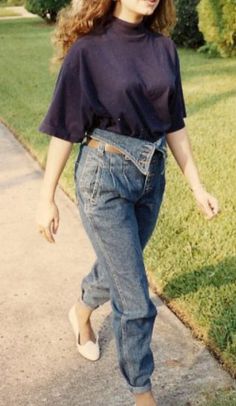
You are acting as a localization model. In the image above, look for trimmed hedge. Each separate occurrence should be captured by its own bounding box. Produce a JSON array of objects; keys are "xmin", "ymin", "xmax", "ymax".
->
[
  {"xmin": 172, "ymin": 0, "xmax": 205, "ymax": 48},
  {"xmin": 197, "ymin": 0, "xmax": 236, "ymax": 57},
  {"xmin": 25, "ymin": 0, "xmax": 70, "ymax": 22}
]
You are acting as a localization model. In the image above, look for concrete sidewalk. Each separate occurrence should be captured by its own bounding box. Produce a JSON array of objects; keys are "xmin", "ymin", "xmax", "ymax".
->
[{"xmin": 0, "ymin": 122, "xmax": 235, "ymax": 406}]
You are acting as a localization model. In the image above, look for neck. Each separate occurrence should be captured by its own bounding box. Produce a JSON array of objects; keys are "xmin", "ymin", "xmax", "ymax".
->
[
  {"xmin": 112, "ymin": 10, "xmax": 144, "ymax": 25},
  {"xmin": 105, "ymin": 13, "xmax": 147, "ymax": 37}
]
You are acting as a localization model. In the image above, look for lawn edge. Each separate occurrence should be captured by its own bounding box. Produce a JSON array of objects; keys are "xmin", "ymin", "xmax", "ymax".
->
[{"xmin": 147, "ymin": 271, "xmax": 236, "ymax": 380}]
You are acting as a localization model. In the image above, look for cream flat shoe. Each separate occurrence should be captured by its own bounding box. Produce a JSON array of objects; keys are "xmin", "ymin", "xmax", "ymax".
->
[{"xmin": 68, "ymin": 304, "xmax": 100, "ymax": 361}]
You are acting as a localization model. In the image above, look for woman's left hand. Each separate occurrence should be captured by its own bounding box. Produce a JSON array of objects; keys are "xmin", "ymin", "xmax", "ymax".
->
[{"xmin": 191, "ymin": 186, "xmax": 221, "ymax": 220}]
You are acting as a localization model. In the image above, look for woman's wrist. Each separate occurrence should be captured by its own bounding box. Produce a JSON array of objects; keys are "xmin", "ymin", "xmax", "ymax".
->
[
  {"xmin": 39, "ymin": 187, "xmax": 55, "ymax": 203},
  {"xmin": 189, "ymin": 182, "xmax": 206, "ymax": 193}
]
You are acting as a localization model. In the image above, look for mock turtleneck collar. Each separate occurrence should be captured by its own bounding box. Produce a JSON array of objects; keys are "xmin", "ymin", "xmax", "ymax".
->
[{"xmin": 106, "ymin": 15, "xmax": 147, "ymax": 37}]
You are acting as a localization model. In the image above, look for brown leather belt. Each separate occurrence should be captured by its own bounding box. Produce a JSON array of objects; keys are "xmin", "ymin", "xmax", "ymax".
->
[{"xmin": 85, "ymin": 135, "xmax": 124, "ymax": 155}]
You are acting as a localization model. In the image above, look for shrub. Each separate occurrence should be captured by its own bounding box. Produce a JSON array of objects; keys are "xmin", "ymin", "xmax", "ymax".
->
[
  {"xmin": 171, "ymin": 0, "xmax": 205, "ymax": 48},
  {"xmin": 25, "ymin": 0, "xmax": 70, "ymax": 22},
  {"xmin": 197, "ymin": 0, "xmax": 236, "ymax": 57}
]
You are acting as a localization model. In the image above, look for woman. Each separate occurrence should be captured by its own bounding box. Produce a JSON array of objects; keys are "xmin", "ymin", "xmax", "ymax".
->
[{"xmin": 36, "ymin": 0, "xmax": 220, "ymax": 405}]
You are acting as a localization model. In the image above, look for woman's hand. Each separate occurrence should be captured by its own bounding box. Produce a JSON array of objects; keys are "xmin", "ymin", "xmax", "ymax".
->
[
  {"xmin": 191, "ymin": 186, "xmax": 221, "ymax": 220},
  {"xmin": 36, "ymin": 200, "xmax": 60, "ymax": 243},
  {"xmin": 34, "ymin": 137, "xmax": 73, "ymax": 243}
]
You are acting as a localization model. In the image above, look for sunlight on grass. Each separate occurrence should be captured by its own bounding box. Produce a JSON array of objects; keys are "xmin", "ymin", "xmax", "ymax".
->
[{"xmin": 0, "ymin": 8, "xmax": 20, "ymax": 16}]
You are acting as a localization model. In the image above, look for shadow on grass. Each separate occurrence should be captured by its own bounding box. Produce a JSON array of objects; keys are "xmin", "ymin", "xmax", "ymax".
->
[
  {"xmin": 200, "ymin": 388, "xmax": 236, "ymax": 406},
  {"xmin": 188, "ymin": 89, "xmax": 236, "ymax": 116},
  {"xmin": 182, "ymin": 60, "xmax": 236, "ymax": 80},
  {"xmin": 162, "ymin": 256, "xmax": 236, "ymax": 373}
]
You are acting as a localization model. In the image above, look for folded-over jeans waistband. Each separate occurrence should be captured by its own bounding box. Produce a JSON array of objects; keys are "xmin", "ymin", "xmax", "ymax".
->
[{"xmin": 84, "ymin": 127, "xmax": 167, "ymax": 176}]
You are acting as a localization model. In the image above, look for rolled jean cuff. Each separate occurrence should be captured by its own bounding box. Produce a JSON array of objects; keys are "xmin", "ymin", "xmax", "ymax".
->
[{"xmin": 127, "ymin": 380, "xmax": 152, "ymax": 394}]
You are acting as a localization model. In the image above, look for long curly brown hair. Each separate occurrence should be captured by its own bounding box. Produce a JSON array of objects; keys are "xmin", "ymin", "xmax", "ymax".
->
[{"xmin": 50, "ymin": 0, "xmax": 176, "ymax": 71}]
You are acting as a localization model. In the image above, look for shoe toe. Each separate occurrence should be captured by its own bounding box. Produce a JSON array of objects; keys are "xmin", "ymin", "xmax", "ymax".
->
[{"xmin": 77, "ymin": 334, "xmax": 100, "ymax": 361}]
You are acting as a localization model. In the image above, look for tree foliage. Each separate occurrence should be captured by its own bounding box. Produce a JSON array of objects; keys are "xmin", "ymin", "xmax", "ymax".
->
[
  {"xmin": 172, "ymin": 0, "xmax": 205, "ymax": 48},
  {"xmin": 197, "ymin": 0, "xmax": 236, "ymax": 57},
  {"xmin": 25, "ymin": 0, "xmax": 70, "ymax": 22}
]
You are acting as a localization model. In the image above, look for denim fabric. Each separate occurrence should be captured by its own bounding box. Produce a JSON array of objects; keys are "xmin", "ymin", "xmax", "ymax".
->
[
  {"xmin": 74, "ymin": 127, "xmax": 167, "ymax": 395},
  {"xmin": 87, "ymin": 127, "xmax": 168, "ymax": 175}
]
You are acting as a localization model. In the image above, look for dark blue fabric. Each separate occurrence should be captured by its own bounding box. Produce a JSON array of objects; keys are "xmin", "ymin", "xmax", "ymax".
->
[{"xmin": 38, "ymin": 15, "xmax": 187, "ymax": 143}]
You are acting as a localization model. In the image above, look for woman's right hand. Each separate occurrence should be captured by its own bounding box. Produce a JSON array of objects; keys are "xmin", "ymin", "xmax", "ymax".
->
[
  {"xmin": 35, "ymin": 200, "xmax": 60, "ymax": 243},
  {"xmin": 35, "ymin": 136, "xmax": 73, "ymax": 243}
]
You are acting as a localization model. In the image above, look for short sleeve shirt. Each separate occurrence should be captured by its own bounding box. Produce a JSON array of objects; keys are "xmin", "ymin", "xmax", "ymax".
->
[{"xmin": 38, "ymin": 15, "xmax": 187, "ymax": 143}]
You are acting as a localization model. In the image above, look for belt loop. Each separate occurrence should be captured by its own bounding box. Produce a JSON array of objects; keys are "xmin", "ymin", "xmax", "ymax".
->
[{"xmin": 97, "ymin": 141, "xmax": 106, "ymax": 157}]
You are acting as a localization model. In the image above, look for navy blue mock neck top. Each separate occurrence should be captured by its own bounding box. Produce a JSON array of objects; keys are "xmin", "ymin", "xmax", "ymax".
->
[{"xmin": 38, "ymin": 14, "xmax": 187, "ymax": 143}]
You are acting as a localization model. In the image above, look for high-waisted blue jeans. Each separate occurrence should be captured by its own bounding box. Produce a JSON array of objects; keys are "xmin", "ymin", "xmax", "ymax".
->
[{"xmin": 74, "ymin": 128, "xmax": 167, "ymax": 395}]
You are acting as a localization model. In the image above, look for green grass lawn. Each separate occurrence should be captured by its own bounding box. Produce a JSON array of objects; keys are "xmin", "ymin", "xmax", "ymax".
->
[
  {"xmin": 0, "ymin": 17, "xmax": 236, "ymax": 388},
  {"xmin": 200, "ymin": 389, "xmax": 236, "ymax": 406},
  {"xmin": 0, "ymin": 17, "xmax": 77, "ymax": 196}
]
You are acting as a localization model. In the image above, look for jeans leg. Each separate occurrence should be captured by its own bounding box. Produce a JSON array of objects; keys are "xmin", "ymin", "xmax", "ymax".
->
[
  {"xmin": 74, "ymin": 143, "xmax": 111, "ymax": 310},
  {"xmin": 79, "ymin": 151, "xmax": 165, "ymax": 312},
  {"xmin": 75, "ymin": 148, "xmax": 160, "ymax": 394},
  {"xmin": 80, "ymin": 258, "xmax": 110, "ymax": 310},
  {"xmin": 78, "ymin": 197, "xmax": 156, "ymax": 395},
  {"xmin": 135, "ymin": 151, "xmax": 166, "ymax": 250}
]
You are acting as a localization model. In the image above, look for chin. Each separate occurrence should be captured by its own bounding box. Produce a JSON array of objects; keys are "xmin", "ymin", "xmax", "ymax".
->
[{"xmin": 138, "ymin": 8, "xmax": 156, "ymax": 16}]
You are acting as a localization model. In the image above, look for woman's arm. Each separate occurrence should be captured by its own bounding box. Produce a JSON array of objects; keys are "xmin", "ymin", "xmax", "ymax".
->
[
  {"xmin": 36, "ymin": 136, "xmax": 74, "ymax": 243},
  {"xmin": 39, "ymin": 136, "xmax": 73, "ymax": 201},
  {"xmin": 166, "ymin": 126, "xmax": 220, "ymax": 220}
]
